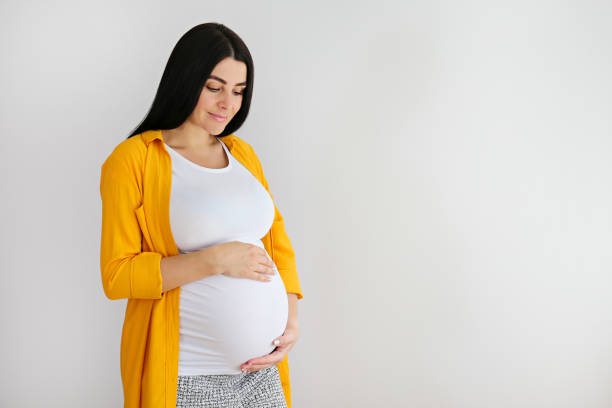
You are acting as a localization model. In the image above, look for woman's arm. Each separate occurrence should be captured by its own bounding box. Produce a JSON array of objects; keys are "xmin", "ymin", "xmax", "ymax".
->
[
  {"xmin": 100, "ymin": 148, "xmax": 223, "ymax": 299},
  {"xmin": 287, "ymin": 293, "xmax": 299, "ymax": 328},
  {"xmin": 245, "ymin": 141, "xmax": 304, "ymax": 300},
  {"xmin": 100, "ymin": 149, "xmax": 164, "ymax": 300},
  {"xmin": 160, "ymin": 247, "xmax": 219, "ymax": 293}
]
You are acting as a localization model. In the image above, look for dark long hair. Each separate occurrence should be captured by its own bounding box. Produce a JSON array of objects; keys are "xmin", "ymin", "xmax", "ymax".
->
[{"xmin": 127, "ymin": 23, "xmax": 254, "ymax": 139}]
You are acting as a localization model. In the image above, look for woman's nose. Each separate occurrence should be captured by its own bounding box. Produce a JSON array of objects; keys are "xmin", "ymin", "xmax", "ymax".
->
[
  {"xmin": 218, "ymin": 101, "xmax": 235, "ymax": 114},
  {"xmin": 218, "ymin": 97, "xmax": 230, "ymax": 110}
]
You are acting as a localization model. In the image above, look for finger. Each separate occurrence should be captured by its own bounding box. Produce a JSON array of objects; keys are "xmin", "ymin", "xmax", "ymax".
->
[
  {"xmin": 257, "ymin": 247, "xmax": 273, "ymax": 261},
  {"xmin": 257, "ymin": 257, "xmax": 276, "ymax": 275},
  {"xmin": 240, "ymin": 339, "xmax": 292, "ymax": 370},
  {"xmin": 247, "ymin": 348, "xmax": 286, "ymax": 367},
  {"xmin": 251, "ymin": 270, "xmax": 272, "ymax": 282},
  {"xmin": 242, "ymin": 359, "xmax": 276, "ymax": 373},
  {"xmin": 258, "ymin": 250, "xmax": 276, "ymax": 268},
  {"xmin": 245, "ymin": 366, "xmax": 262, "ymax": 373},
  {"xmin": 255, "ymin": 262, "xmax": 275, "ymax": 276},
  {"xmin": 246, "ymin": 357, "xmax": 284, "ymax": 372},
  {"xmin": 272, "ymin": 332, "xmax": 296, "ymax": 348},
  {"xmin": 246, "ymin": 364, "xmax": 273, "ymax": 373},
  {"xmin": 244, "ymin": 356, "xmax": 273, "ymax": 367},
  {"xmin": 241, "ymin": 350, "xmax": 276, "ymax": 370}
]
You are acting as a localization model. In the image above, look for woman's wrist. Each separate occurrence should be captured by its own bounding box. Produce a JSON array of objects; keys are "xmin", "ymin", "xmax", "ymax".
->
[
  {"xmin": 286, "ymin": 293, "xmax": 299, "ymax": 329},
  {"xmin": 286, "ymin": 316, "xmax": 299, "ymax": 330}
]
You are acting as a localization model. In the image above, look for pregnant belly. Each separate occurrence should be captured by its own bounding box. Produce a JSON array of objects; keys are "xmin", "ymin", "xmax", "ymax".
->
[{"xmin": 178, "ymin": 265, "xmax": 289, "ymax": 375}]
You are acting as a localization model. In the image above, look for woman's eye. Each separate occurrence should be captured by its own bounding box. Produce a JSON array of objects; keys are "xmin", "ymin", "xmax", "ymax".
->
[{"xmin": 207, "ymin": 86, "xmax": 244, "ymax": 96}]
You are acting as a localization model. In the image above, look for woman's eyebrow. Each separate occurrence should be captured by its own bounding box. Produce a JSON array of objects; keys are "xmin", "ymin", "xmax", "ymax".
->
[{"xmin": 208, "ymin": 75, "xmax": 247, "ymax": 86}]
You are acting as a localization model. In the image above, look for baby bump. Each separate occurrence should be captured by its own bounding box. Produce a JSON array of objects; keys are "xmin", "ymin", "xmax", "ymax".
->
[{"xmin": 178, "ymin": 266, "xmax": 289, "ymax": 374}]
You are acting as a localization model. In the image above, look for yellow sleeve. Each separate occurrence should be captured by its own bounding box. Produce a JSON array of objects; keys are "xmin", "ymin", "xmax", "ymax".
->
[
  {"xmin": 99, "ymin": 148, "xmax": 163, "ymax": 300},
  {"xmin": 246, "ymin": 143, "xmax": 304, "ymax": 300}
]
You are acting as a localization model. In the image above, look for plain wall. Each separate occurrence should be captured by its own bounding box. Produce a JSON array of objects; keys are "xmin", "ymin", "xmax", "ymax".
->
[{"xmin": 1, "ymin": 0, "xmax": 611, "ymax": 407}]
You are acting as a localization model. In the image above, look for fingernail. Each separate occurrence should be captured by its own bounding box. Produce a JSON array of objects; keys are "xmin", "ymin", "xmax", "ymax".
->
[{"xmin": 273, "ymin": 339, "xmax": 280, "ymax": 346}]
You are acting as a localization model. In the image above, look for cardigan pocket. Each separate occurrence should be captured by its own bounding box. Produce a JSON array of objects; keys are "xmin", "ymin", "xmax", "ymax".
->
[{"xmin": 134, "ymin": 204, "xmax": 154, "ymax": 252}]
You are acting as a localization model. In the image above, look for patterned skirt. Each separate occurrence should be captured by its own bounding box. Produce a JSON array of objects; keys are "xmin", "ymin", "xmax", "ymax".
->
[{"xmin": 175, "ymin": 365, "xmax": 287, "ymax": 408}]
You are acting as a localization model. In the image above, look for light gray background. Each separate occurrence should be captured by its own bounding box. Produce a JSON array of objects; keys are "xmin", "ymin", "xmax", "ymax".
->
[{"xmin": 1, "ymin": 1, "xmax": 611, "ymax": 407}]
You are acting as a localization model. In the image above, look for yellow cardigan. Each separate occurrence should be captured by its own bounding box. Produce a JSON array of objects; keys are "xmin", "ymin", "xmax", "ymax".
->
[{"xmin": 99, "ymin": 129, "xmax": 303, "ymax": 408}]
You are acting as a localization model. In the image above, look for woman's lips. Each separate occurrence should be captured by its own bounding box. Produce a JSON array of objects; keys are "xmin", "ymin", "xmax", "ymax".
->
[{"xmin": 209, "ymin": 112, "xmax": 227, "ymax": 122}]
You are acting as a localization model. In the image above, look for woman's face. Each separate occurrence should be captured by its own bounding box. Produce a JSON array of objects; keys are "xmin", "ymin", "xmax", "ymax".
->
[{"xmin": 189, "ymin": 57, "xmax": 247, "ymax": 135}]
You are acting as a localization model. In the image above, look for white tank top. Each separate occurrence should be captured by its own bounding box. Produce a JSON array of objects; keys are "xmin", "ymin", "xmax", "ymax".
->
[{"xmin": 164, "ymin": 137, "xmax": 289, "ymax": 376}]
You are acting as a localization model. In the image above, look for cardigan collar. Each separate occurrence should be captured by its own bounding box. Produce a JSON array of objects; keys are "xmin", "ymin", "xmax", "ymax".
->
[{"xmin": 141, "ymin": 129, "xmax": 236, "ymax": 151}]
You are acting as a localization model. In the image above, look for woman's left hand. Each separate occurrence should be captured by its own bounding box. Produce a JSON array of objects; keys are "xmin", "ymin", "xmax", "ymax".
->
[{"xmin": 240, "ymin": 323, "xmax": 299, "ymax": 374}]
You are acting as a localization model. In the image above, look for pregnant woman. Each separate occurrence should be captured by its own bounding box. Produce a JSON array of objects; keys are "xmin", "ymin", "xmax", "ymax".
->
[{"xmin": 99, "ymin": 23, "xmax": 303, "ymax": 408}]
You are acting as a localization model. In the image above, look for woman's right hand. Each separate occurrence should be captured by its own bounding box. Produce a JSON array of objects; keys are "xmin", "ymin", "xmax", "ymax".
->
[{"xmin": 209, "ymin": 241, "xmax": 276, "ymax": 282}]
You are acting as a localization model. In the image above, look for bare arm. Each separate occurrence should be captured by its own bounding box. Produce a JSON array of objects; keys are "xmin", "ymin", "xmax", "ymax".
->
[
  {"xmin": 287, "ymin": 293, "xmax": 299, "ymax": 329},
  {"xmin": 161, "ymin": 246, "xmax": 219, "ymax": 293}
]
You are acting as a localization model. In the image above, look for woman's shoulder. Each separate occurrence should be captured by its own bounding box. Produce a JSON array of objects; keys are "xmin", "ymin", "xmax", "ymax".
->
[
  {"xmin": 100, "ymin": 132, "xmax": 261, "ymax": 174},
  {"xmin": 223, "ymin": 134, "xmax": 267, "ymax": 184},
  {"xmin": 101, "ymin": 133, "xmax": 148, "ymax": 175},
  {"xmin": 222, "ymin": 134, "xmax": 260, "ymax": 162}
]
